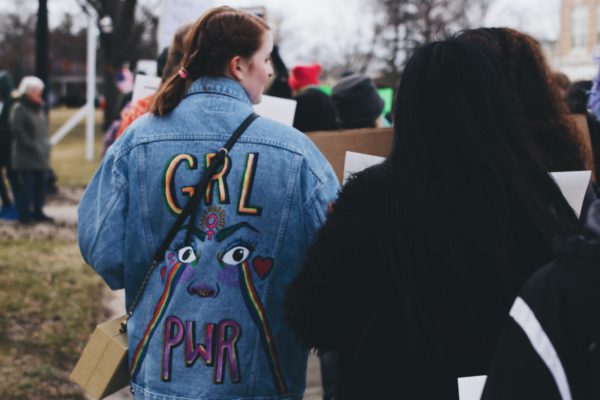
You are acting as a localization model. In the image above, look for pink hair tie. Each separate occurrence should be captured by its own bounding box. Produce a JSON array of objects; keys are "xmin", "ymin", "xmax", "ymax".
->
[{"xmin": 177, "ymin": 67, "xmax": 189, "ymax": 79}]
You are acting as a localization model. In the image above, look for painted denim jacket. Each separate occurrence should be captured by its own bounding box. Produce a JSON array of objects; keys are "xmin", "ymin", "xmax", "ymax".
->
[{"xmin": 78, "ymin": 77, "xmax": 339, "ymax": 400}]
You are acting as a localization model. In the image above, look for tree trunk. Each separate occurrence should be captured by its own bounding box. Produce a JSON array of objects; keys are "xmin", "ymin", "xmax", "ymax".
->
[
  {"xmin": 102, "ymin": 67, "xmax": 120, "ymax": 130},
  {"xmin": 36, "ymin": 0, "xmax": 49, "ymax": 102}
]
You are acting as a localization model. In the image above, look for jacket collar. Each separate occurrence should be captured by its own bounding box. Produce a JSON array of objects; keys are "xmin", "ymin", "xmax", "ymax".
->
[
  {"xmin": 186, "ymin": 76, "xmax": 251, "ymax": 105},
  {"xmin": 20, "ymin": 95, "xmax": 43, "ymax": 112},
  {"xmin": 554, "ymin": 199, "xmax": 600, "ymax": 260}
]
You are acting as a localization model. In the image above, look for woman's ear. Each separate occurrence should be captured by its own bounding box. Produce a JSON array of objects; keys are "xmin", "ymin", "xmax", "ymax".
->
[{"xmin": 228, "ymin": 56, "xmax": 244, "ymax": 81}]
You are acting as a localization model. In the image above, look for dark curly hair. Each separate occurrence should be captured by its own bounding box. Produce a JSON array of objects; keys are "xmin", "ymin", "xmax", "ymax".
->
[{"xmin": 457, "ymin": 28, "xmax": 590, "ymax": 172}]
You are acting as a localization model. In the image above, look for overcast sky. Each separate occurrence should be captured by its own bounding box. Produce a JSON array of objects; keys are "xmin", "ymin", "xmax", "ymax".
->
[
  {"xmin": 0, "ymin": 0, "xmax": 561, "ymax": 38},
  {"xmin": 0, "ymin": 0, "xmax": 561, "ymax": 65}
]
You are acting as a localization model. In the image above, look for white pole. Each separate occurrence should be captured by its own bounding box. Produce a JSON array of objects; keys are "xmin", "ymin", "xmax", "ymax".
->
[{"xmin": 85, "ymin": 11, "xmax": 97, "ymax": 161}]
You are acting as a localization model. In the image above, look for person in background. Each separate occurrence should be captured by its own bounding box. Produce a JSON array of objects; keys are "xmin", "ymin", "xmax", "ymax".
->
[
  {"xmin": 10, "ymin": 76, "xmax": 52, "ymax": 224},
  {"xmin": 331, "ymin": 74, "xmax": 384, "ymax": 129},
  {"xmin": 78, "ymin": 7, "xmax": 338, "ymax": 399},
  {"xmin": 289, "ymin": 64, "xmax": 338, "ymax": 132},
  {"xmin": 285, "ymin": 39, "xmax": 579, "ymax": 399},
  {"xmin": 458, "ymin": 28, "xmax": 597, "ymax": 216},
  {"xmin": 265, "ymin": 45, "xmax": 292, "ymax": 99},
  {"xmin": 458, "ymin": 28, "xmax": 589, "ymax": 174},
  {"xmin": 112, "ymin": 24, "xmax": 192, "ymax": 144},
  {"xmin": 565, "ymin": 80, "xmax": 600, "ymax": 181},
  {"xmin": 0, "ymin": 70, "xmax": 17, "ymax": 219},
  {"xmin": 481, "ymin": 199, "xmax": 600, "ymax": 400}
]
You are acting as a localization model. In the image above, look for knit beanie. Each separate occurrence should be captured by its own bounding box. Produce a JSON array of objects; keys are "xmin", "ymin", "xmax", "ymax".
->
[
  {"xmin": 332, "ymin": 74, "xmax": 384, "ymax": 128},
  {"xmin": 288, "ymin": 64, "xmax": 321, "ymax": 92}
]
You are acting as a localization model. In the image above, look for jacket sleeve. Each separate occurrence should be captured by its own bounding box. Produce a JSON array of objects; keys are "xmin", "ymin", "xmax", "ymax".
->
[
  {"xmin": 78, "ymin": 145, "xmax": 129, "ymax": 290},
  {"xmin": 481, "ymin": 316, "xmax": 563, "ymax": 400},
  {"xmin": 285, "ymin": 171, "xmax": 379, "ymax": 353}
]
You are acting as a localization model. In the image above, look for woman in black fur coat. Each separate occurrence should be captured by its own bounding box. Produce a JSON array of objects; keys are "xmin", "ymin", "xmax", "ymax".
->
[{"xmin": 284, "ymin": 39, "xmax": 580, "ymax": 399}]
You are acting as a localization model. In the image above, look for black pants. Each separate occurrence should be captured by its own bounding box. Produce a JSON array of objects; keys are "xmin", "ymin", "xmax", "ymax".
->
[{"xmin": 14, "ymin": 170, "xmax": 46, "ymax": 222}]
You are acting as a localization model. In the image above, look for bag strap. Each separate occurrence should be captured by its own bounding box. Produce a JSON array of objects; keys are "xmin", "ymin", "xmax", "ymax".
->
[{"xmin": 121, "ymin": 112, "xmax": 259, "ymax": 331}]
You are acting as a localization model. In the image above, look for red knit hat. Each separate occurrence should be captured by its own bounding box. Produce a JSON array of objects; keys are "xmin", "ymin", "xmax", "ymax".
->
[{"xmin": 288, "ymin": 64, "xmax": 321, "ymax": 92}]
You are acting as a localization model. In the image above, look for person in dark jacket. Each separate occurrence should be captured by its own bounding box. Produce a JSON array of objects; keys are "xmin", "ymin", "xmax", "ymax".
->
[
  {"xmin": 285, "ymin": 39, "xmax": 579, "ymax": 399},
  {"xmin": 266, "ymin": 45, "xmax": 292, "ymax": 99},
  {"xmin": 481, "ymin": 199, "xmax": 600, "ymax": 400},
  {"xmin": 568, "ymin": 80, "xmax": 600, "ymax": 181},
  {"xmin": 0, "ymin": 70, "xmax": 17, "ymax": 219},
  {"xmin": 10, "ymin": 76, "xmax": 52, "ymax": 224},
  {"xmin": 289, "ymin": 64, "xmax": 338, "ymax": 132}
]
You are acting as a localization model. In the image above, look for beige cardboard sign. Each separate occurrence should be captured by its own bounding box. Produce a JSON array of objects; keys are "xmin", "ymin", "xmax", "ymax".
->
[{"xmin": 307, "ymin": 127, "xmax": 393, "ymax": 183}]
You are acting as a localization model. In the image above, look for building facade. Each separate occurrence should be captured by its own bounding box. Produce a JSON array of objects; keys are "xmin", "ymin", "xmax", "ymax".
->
[{"xmin": 557, "ymin": 0, "xmax": 600, "ymax": 80}]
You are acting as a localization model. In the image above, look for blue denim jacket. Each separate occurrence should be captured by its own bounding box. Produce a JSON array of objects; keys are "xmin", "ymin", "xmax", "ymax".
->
[{"xmin": 78, "ymin": 77, "xmax": 339, "ymax": 400}]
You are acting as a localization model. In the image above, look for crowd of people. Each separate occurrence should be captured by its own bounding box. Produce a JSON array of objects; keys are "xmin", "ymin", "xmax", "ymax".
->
[{"xmin": 1, "ymin": 4, "xmax": 598, "ymax": 399}]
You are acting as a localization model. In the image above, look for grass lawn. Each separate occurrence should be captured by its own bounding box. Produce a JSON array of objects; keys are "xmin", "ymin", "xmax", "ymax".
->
[
  {"xmin": 49, "ymin": 108, "xmax": 104, "ymax": 188},
  {"xmin": 0, "ymin": 107, "xmax": 111, "ymax": 399},
  {"xmin": 0, "ymin": 239, "xmax": 105, "ymax": 399}
]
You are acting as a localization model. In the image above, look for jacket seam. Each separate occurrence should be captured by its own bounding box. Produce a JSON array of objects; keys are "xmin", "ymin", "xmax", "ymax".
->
[
  {"xmin": 138, "ymin": 145, "xmax": 156, "ymax": 261},
  {"xmin": 116, "ymin": 136, "xmax": 306, "ymax": 159},
  {"xmin": 85, "ymin": 176, "xmax": 128, "ymax": 263}
]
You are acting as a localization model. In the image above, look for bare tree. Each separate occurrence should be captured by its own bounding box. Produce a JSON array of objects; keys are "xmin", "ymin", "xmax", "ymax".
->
[
  {"xmin": 371, "ymin": 0, "xmax": 494, "ymax": 86},
  {"xmin": 0, "ymin": 13, "xmax": 36, "ymax": 83},
  {"xmin": 81, "ymin": 0, "xmax": 157, "ymax": 128}
]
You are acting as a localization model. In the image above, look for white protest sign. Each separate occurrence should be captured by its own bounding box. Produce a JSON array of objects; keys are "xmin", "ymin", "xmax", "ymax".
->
[
  {"xmin": 136, "ymin": 59, "xmax": 158, "ymax": 77},
  {"xmin": 550, "ymin": 170, "xmax": 591, "ymax": 218},
  {"xmin": 253, "ymin": 95, "xmax": 297, "ymax": 126},
  {"xmin": 157, "ymin": 0, "xmax": 215, "ymax": 51},
  {"xmin": 342, "ymin": 151, "xmax": 385, "ymax": 183},
  {"xmin": 458, "ymin": 375, "xmax": 486, "ymax": 400},
  {"xmin": 132, "ymin": 74, "xmax": 162, "ymax": 103}
]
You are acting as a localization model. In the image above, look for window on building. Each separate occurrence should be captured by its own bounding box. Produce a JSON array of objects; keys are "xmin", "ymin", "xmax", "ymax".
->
[
  {"xmin": 596, "ymin": 5, "xmax": 600, "ymax": 45},
  {"xmin": 571, "ymin": 5, "xmax": 588, "ymax": 50}
]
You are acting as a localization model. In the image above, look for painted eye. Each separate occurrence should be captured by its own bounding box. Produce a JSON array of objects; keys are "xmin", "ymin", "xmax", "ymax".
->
[
  {"xmin": 178, "ymin": 246, "xmax": 197, "ymax": 264},
  {"xmin": 221, "ymin": 246, "xmax": 251, "ymax": 266}
]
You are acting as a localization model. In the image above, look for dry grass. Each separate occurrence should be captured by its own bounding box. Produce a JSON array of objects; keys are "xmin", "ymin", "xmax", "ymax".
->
[
  {"xmin": 49, "ymin": 108, "xmax": 104, "ymax": 188},
  {"xmin": 0, "ymin": 239, "xmax": 105, "ymax": 399}
]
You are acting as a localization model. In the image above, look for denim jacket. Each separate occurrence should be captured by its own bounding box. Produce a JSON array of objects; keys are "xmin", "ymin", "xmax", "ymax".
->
[{"xmin": 78, "ymin": 77, "xmax": 339, "ymax": 400}]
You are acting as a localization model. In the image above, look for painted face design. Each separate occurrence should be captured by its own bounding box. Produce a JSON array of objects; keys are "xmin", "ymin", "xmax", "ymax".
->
[{"xmin": 163, "ymin": 206, "xmax": 260, "ymax": 301}]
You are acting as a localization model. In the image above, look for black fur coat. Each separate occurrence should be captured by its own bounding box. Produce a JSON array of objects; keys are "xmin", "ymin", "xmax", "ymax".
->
[{"xmin": 284, "ymin": 161, "xmax": 572, "ymax": 399}]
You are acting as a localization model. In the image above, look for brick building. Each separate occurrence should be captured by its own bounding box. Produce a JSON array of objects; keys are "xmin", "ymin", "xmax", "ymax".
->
[{"xmin": 557, "ymin": 0, "xmax": 600, "ymax": 79}]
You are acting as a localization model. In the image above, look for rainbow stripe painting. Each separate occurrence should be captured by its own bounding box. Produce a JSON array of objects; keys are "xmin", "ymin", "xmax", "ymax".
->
[
  {"xmin": 240, "ymin": 261, "xmax": 287, "ymax": 394},
  {"xmin": 130, "ymin": 261, "xmax": 185, "ymax": 379}
]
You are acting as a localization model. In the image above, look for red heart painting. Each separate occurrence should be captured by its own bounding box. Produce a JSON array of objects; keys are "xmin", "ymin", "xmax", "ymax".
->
[{"xmin": 252, "ymin": 257, "xmax": 274, "ymax": 279}]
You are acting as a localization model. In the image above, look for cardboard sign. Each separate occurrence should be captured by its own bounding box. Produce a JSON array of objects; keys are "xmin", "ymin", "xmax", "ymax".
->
[
  {"xmin": 550, "ymin": 170, "xmax": 591, "ymax": 218},
  {"xmin": 136, "ymin": 60, "xmax": 158, "ymax": 77},
  {"xmin": 132, "ymin": 74, "xmax": 161, "ymax": 103},
  {"xmin": 458, "ymin": 375, "xmax": 486, "ymax": 400},
  {"xmin": 307, "ymin": 128, "xmax": 393, "ymax": 182},
  {"xmin": 253, "ymin": 95, "xmax": 297, "ymax": 126}
]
